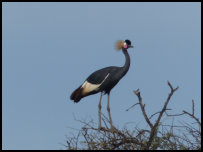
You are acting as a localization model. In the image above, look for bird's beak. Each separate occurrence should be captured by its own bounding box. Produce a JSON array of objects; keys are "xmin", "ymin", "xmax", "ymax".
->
[{"xmin": 129, "ymin": 45, "xmax": 134, "ymax": 48}]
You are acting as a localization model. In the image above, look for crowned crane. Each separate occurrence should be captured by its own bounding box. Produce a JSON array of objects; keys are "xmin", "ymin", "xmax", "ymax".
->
[{"xmin": 70, "ymin": 39, "xmax": 133, "ymax": 130}]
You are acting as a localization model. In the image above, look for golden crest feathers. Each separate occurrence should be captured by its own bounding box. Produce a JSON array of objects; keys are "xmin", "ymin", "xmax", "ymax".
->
[{"xmin": 115, "ymin": 40, "xmax": 124, "ymax": 51}]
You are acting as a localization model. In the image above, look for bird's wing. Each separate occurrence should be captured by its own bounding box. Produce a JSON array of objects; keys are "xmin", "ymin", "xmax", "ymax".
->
[
  {"xmin": 78, "ymin": 66, "xmax": 118, "ymax": 96},
  {"xmin": 86, "ymin": 66, "xmax": 118, "ymax": 84}
]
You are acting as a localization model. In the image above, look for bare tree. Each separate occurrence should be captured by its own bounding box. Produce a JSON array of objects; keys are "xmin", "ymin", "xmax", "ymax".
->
[{"xmin": 64, "ymin": 81, "xmax": 201, "ymax": 150}]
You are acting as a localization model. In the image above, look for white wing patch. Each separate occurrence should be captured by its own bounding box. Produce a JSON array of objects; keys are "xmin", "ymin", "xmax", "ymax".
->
[{"xmin": 81, "ymin": 73, "xmax": 109, "ymax": 95}]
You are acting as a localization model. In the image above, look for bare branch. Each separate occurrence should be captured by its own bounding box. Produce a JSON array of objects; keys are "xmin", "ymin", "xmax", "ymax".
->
[
  {"xmin": 192, "ymin": 99, "xmax": 195, "ymax": 116},
  {"xmin": 125, "ymin": 103, "xmax": 140, "ymax": 112},
  {"xmin": 165, "ymin": 111, "xmax": 185, "ymax": 117},
  {"xmin": 146, "ymin": 81, "xmax": 179, "ymax": 149},
  {"xmin": 182, "ymin": 110, "xmax": 201, "ymax": 126},
  {"xmin": 149, "ymin": 109, "xmax": 172, "ymax": 120},
  {"xmin": 133, "ymin": 89, "xmax": 153, "ymax": 129}
]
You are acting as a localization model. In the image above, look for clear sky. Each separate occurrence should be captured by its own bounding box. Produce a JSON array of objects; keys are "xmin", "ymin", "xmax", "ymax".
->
[{"xmin": 2, "ymin": 2, "xmax": 201, "ymax": 150}]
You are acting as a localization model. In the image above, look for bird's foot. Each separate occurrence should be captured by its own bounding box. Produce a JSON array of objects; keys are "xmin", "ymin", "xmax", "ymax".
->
[
  {"xmin": 109, "ymin": 125, "xmax": 117, "ymax": 132},
  {"xmin": 98, "ymin": 126, "xmax": 106, "ymax": 131}
]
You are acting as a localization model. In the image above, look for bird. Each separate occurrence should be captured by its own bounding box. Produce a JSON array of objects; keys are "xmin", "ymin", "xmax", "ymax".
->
[{"xmin": 70, "ymin": 39, "xmax": 133, "ymax": 130}]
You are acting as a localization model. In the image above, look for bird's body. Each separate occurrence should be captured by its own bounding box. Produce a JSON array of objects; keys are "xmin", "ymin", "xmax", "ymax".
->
[
  {"xmin": 70, "ymin": 39, "xmax": 133, "ymax": 130},
  {"xmin": 71, "ymin": 49, "xmax": 130, "ymax": 102}
]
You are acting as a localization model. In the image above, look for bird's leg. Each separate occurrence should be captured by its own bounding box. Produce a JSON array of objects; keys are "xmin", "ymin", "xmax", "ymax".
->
[
  {"xmin": 107, "ymin": 93, "xmax": 114, "ymax": 130},
  {"xmin": 98, "ymin": 92, "xmax": 104, "ymax": 130}
]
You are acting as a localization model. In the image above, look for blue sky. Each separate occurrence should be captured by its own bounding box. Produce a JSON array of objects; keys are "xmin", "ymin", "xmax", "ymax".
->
[{"xmin": 2, "ymin": 2, "xmax": 201, "ymax": 150}]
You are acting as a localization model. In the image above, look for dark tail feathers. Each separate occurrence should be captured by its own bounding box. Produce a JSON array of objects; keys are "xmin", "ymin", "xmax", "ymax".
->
[{"xmin": 70, "ymin": 85, "xmax": 83, "ymax": 103}]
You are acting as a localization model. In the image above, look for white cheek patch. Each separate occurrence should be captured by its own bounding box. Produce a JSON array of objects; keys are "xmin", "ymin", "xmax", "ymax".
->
[
  {"xmin": 81, "ymin": 73, "xmax": 110, "ymax": 95},
  {"xmin": 123, "ymin": 42, "xmax": 127, "ymax": 49}
]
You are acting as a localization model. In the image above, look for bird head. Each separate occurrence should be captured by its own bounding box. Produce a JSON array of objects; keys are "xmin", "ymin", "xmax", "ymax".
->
[{"xmin": 115, "ymin": 39, "xmax": 134, "ymax": 51}]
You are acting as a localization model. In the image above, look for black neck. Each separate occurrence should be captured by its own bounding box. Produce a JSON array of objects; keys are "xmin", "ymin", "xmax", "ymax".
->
[{"xmin": 121, "ymin": 48, "xmax": 130, "ymax": 76}]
